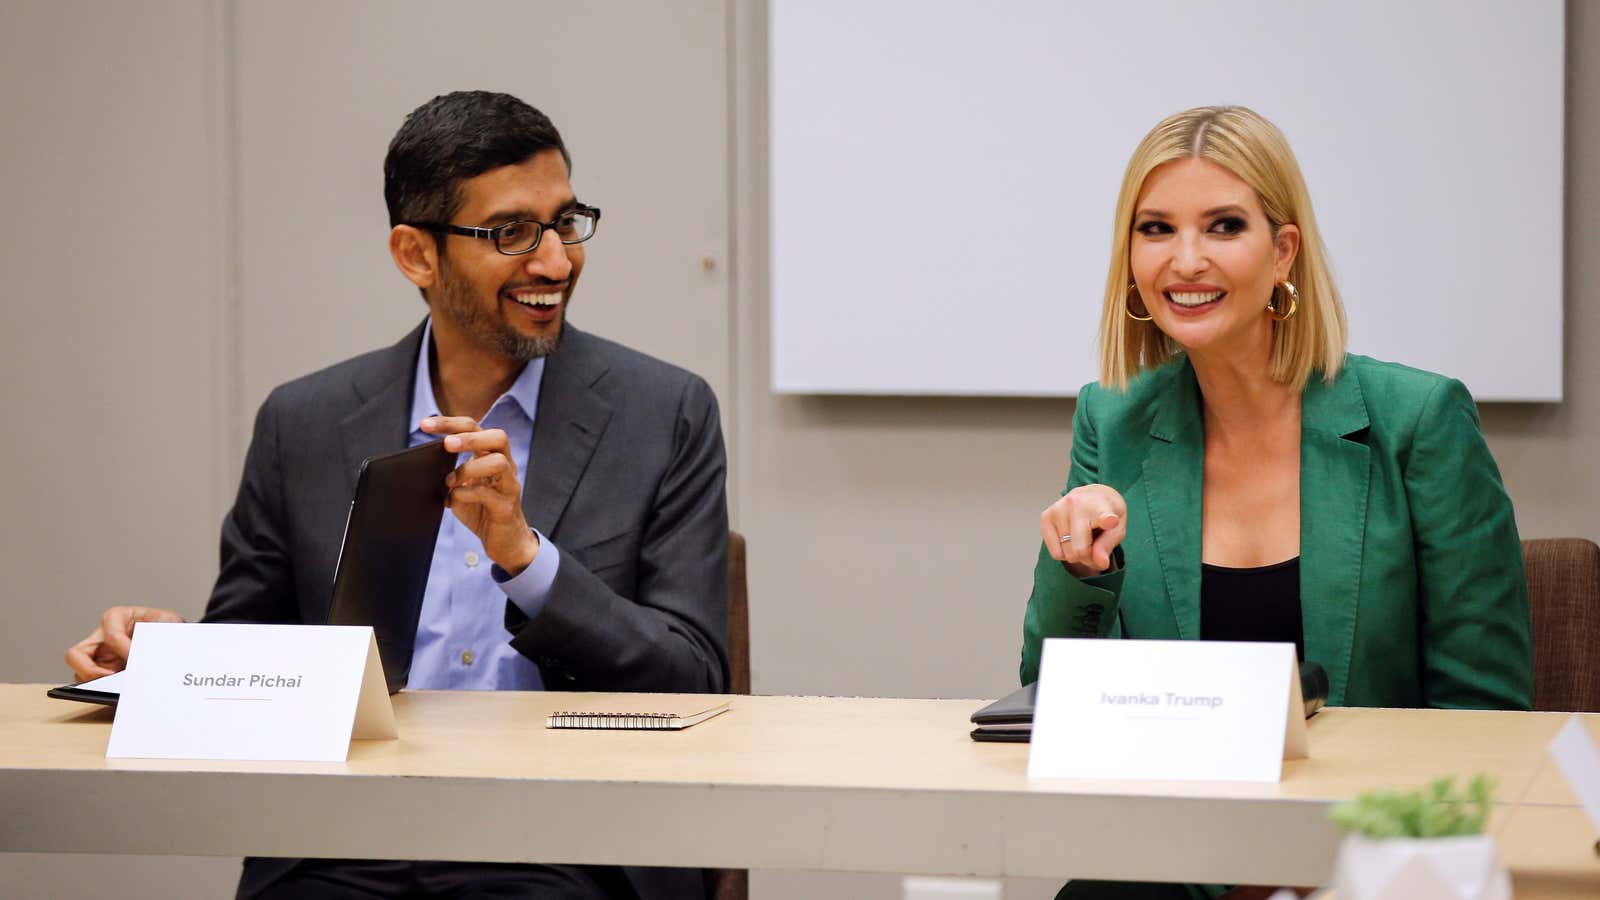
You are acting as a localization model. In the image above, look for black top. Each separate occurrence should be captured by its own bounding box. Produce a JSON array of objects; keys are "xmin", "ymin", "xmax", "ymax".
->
[{"xmin": 1200, "ymin": 556, "xmax": 1304, "ymax": 661}]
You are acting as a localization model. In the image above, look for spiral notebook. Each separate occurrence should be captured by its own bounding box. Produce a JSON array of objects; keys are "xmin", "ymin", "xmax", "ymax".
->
[{"xmin": 546, "ymin": 695, "xmax": 732, "ymax": 731}]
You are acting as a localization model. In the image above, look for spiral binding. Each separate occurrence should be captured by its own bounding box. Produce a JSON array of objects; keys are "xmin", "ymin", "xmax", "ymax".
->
[{"xmin": 547, "ymin": 711, "xmax": 677, "ymax": 729}]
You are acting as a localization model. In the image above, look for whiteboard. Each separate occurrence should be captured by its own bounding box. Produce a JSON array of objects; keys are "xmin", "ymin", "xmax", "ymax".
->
[{"xmin": 770, "ymin": 1, "xmax": 1564, "ymax": 401}]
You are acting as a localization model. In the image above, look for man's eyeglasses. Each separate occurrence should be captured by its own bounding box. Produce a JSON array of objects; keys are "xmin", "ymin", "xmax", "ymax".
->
[{"xmin": 410, "ymin": 206, "xmax": 601, "ymax": 256}]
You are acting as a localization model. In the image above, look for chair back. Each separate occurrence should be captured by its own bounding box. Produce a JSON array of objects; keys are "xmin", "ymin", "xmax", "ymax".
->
[
  {"xmin": 727, "ymin": 531, "xmax": 750, "ymax": 695},
  {"xmin": 1524, "ymin": 538, "xmax": 1600, "ymax": 712},
  {"xmin": 710, "ymin": 532, "xmax": 751, "ymax": 900}
]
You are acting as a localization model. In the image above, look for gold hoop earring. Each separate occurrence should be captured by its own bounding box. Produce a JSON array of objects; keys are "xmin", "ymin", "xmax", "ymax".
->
[
  {"xmin": 1125, "ymin": 282, "xmax": 1153, "ymax": 322},
  {"xmin": 1268, "ymin": 280, "xmax": 1298, "ymax": 321}
]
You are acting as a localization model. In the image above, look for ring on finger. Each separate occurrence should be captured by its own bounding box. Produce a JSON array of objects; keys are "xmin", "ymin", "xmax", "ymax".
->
[{"xmin": 1058, "ymin": 534, "xmax": 1072, "ymax": 543}]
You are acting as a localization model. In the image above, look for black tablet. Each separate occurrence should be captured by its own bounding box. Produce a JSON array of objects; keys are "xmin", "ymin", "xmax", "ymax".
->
[
  {"xmin": 328, "ymin": 439, "xmax": 457, "ymax": 693},
  {"xmin": 47, "ymin": 671, "xmax": 125, "ymax": 707},
  {"xmin": 969, "ymin": 681, "xmax": 1037, "ymax": 742},
  {"xmin": 970, "ymin": 681, "xmax": 1037, "ymax": 726}
]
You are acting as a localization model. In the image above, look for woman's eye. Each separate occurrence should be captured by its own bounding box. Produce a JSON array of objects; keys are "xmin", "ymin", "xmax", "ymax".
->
[
  {"xmin": 1210, "ymin": 216, "xmax": 1247, "ymax": 235},
  {"xmin": 1134, "ymin": 221, "xmax": 1172, "ymax": 236}
]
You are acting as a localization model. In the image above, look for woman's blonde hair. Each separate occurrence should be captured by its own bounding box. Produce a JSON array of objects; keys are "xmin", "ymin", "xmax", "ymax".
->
[{"xmin": 1098, "ymin": 106, "xmax": 1347, "ymax": 390}]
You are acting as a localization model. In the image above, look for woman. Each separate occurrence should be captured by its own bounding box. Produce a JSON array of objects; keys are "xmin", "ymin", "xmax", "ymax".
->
[
  {"xmin": 1022, "ymin": 104, "xmax": 1533, "ymax": 900},
  {"xmin": 1022, "ymin": 105, "xmax": 1531, "ymax": 714}
]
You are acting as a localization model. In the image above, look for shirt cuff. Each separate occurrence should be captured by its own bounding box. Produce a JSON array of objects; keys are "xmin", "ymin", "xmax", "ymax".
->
[{"xmin": 491, "ymin": 529, "xmax": 561, "ymax": 621}]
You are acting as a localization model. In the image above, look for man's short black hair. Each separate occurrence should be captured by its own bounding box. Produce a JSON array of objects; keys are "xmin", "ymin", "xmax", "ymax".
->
[{"xmin": 384, "ymin": 91, "xmax": 571, "ymax": 229}]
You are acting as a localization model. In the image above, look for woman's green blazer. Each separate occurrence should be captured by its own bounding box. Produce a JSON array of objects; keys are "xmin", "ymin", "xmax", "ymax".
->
[{"xmin": 1021, "ymin": 353, "xmax": 1533, "ymax": 710}]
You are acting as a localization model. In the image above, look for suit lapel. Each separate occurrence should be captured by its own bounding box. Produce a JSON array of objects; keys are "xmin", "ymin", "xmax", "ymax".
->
[
  {"xmin": 1142, "ymin": 362, "xmax": 1205, "ymax": 640},
  {"xmin": 338, "ymin": 321, "xmax": 426, "ymax": 495},
  {"xmin": 1298, "ymin": 366, "xmax": 1371, "ymax": 704},
  {"xmin": 522, "ymin": 326, "xmax": 614, "ymax": 537},
  {"xmin": 1292, "ymin": 365, "xmax": 1369, "ymax": 701}
]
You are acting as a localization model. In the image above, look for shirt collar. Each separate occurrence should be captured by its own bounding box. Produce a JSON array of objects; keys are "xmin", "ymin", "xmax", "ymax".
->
[{"xmin": 409, "ymin": 317, "xmax": 545, "ymax": 434}]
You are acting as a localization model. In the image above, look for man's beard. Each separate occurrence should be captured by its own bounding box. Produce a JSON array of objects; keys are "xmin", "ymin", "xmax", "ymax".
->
[{"xmin": 434, "ymin": 259, "xmax": 565, "ymax": 361}]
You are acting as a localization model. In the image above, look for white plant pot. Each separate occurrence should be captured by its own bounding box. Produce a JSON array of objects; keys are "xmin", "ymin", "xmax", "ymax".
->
[{"xmin": 1333, "ymin": 833, "xmax": 1511, "ymax": 900}]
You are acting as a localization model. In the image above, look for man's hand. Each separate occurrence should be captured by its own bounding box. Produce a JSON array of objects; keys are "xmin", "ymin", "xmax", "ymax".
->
[
  {"xmin": 65, "ymin": 606, "xmax": 184, "ymax": 680},
  {"xmin": 1039, "ymin": 483, "xmax": 1129, "ymax": 578},
  {"xmin": 421, "ymin": 416, "xmax": 540, "ymax": 576}
]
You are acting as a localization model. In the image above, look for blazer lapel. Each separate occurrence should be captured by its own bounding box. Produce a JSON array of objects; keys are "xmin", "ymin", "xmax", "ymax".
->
[
  {"xmin": 1298, "ymin": 366, "xmax": 1371, "ymax": 704},
  {"xmin": 1142, "ymin": 362, "xmax": 1205, "ymax": 640},
  {"xmin": 338, "ymin": 321, "xmax": 426, "ymax": 496},
  {"xmin": 522, "ymin": 326, "xmax": 614, "ymax": 537}
]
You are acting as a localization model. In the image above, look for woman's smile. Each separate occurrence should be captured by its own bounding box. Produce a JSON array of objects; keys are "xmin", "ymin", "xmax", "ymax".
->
[{"xmin": 1164, "ymin": 283, "xmax": 1227, "ymax": 316}]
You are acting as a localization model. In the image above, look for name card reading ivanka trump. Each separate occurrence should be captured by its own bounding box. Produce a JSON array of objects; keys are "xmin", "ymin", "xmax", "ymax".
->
[
  {"xmin": 106, "ymin": 623, "xmax": 397, "ymax": 762},
  {"xmin": 1028, "ymin": 639, "xmax": 1308, "ymax": 783}
]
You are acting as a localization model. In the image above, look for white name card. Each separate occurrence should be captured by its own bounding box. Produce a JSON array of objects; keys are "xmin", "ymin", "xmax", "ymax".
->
[
  {"xmin": 1548, "ymin": 715, "xmax": 1600, "ymax": 836},
  {"xmin": 107, "ymin": 623, "xmax": 397, "ymax": 762},
  {"xmin": 1028, "ymin": 639, "xmax": 1308, "ymax": 783}
]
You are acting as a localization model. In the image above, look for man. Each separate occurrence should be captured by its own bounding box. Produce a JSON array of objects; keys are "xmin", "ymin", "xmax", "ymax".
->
[{"xmin": 66, "ymin": 91, "xmax": 729, "ymax": 900}]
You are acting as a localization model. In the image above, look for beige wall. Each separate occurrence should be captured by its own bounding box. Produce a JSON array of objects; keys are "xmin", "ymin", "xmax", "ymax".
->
[
  {"xmin": 0, "ymin": 2, "xmax": 242, "ymax": 895},
  {"xmin": 0, "ymin": 0, "xmax": 232, "ymax": 691},
  {"xmin": 2, "ymin": 1, "xmax": 1595, "ymax": 898}
]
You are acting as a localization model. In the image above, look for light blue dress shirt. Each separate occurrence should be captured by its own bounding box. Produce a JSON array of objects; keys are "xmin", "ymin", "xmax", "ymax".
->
[{"xmin": 405, "ymin": 319, "xmax": 562, "ymax": 690}]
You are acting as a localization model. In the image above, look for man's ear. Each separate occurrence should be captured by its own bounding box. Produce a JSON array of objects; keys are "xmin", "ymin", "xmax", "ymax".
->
[{"xmin": 390, "ymin": 225, "xmax": 439, "ymax": 290}]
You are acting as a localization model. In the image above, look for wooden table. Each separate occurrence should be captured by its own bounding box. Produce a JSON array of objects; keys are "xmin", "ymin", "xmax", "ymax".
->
[{"xmin": 1, "ymin": 685, "xmax": 1596, "ymax": 891}]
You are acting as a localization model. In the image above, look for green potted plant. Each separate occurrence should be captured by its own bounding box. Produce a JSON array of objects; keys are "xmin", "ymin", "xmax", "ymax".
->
[{"xmin": 1328, "ymin": 775, "xmax": 1509, "ymax": 900}]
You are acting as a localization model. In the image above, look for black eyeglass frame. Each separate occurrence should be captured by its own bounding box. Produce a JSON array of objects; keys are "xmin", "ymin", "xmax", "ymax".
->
[{"xmin": 409, "ymin": 205, "xmax": 602, "ymax": 256}]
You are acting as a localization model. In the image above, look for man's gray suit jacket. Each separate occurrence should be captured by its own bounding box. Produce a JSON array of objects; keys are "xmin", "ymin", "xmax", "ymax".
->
[{"xmin": 204, "ymin": 319, "xmax": 729, "ymax": 900}]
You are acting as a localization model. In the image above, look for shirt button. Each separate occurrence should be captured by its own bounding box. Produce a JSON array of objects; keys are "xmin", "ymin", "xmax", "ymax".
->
[
  {"xmin": 464, "ymin": 551, "xmax": 480, "ymax": 568},
  {"xmin": 460, "ymin": 650, "xmax": 476, "ymax": 666}
]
